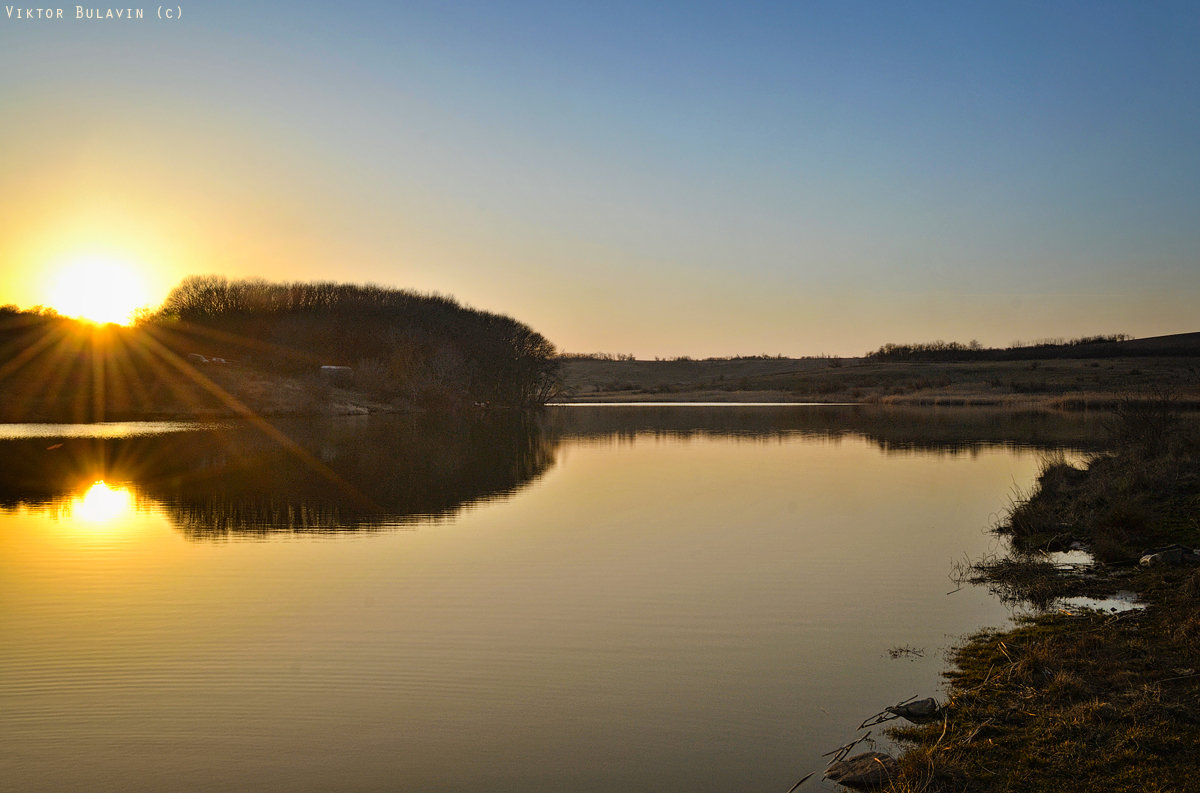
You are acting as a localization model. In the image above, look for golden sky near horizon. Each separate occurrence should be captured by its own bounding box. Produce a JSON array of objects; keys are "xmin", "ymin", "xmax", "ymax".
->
[{"xmin": 2, "ymin": 2, "xmax": 1198, "ymax": 356}]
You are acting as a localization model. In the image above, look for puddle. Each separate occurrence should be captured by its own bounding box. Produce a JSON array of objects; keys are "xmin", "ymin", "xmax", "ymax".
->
[
  {"xmin": 1045, "ymin": 549, "xmax": 1094, "ymax": 566},
  {"xmin": 1057, "ymin": 591, "xmax": 1143, "ymax": 613}
]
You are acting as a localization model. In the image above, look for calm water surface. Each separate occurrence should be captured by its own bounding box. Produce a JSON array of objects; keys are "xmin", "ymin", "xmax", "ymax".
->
[{"xmin": 0, "ymin": 406, "xmax": 1104, "ymax": 792}]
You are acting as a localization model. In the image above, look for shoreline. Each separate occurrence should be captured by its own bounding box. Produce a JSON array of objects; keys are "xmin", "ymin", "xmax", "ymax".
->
[
  {"xmin": 554, "ymin": 390, "xmax": 1200, "ymax": 411},
  {"xmin": 0, "ymin": 394, "xmax": 1177, "ymax": 426},
  {"xmin": 5, "ymin": 343, "xmax": 1198, "ymax": 423},
  {"xmin": 881, "ymin": 403, "xmax": 1200, "ymax": 792}
]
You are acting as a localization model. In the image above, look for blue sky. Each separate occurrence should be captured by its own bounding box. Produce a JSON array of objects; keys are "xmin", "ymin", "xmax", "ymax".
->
[{"xmin": 2, "ymin": 1, "xmax": 1198, "ymax": 355}]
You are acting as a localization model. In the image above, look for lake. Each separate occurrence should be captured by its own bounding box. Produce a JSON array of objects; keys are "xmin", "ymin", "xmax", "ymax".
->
[{"xmin": 0, "ymin": 405, "xmax": 1107, "ymax": 792}]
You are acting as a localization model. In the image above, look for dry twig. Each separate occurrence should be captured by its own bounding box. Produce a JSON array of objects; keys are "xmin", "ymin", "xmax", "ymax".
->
[{"xmin": 821, "ymin": 731, "xmax": 873, "ymax": 763}]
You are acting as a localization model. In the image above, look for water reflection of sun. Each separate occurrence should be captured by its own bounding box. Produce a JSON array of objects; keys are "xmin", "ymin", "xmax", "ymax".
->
[{"xmin": 67, "ymin": 480, "xmax": 138, "ymax": 528}]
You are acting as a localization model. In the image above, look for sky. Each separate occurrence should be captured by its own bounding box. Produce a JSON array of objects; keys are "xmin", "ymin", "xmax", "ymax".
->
[{"xmin": 2, "ymin": 1, "xmax": 1198, "ymax": 357}]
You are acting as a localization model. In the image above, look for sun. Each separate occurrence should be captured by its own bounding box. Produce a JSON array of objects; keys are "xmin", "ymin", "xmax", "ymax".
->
[{"xmin": 48, "ymin": 255, "xmax": 154, "ymax": 325}]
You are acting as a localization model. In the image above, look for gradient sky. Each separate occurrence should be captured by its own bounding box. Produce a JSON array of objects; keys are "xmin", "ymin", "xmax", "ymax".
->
[{"xmin": 2, "ymin": 1, "xmax": 1198, "ymax": 356}]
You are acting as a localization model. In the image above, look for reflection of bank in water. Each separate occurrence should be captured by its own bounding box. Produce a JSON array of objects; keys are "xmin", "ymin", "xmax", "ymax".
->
[
  {"xmin": 0, "ymin": 406, "xmax": 1117, "ymax": 541},
  {"xmin": 544, "ymin": 403, "xmax": 1112, "ymax": 455},
  {"xmin": 0, "ymin": 414, "xmax": 557, "ymax": 539}
]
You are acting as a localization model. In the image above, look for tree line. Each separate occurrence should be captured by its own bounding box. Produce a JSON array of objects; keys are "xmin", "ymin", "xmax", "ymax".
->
[
  {"xmin": 151, "ymin": 276, "xmax": 561, "ymax": 408},
  {"xmin": 866, "ymin": 334, "xmax": 1137, "ymax": 362}
]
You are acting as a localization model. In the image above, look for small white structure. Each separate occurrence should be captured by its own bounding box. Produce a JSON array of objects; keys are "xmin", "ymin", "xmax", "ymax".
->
[{"xmin": 320, "ymin": 365, "xmax": 353, "ymax": 385}]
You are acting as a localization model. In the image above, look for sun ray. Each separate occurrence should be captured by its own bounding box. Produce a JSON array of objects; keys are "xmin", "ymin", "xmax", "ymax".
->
[
  {"xmin": 20, "ymin": 324, "xmax": 89, "ymax": 421},
  {"xmin": 0, "ymin": 320, "xmax": 65, "ymax": 382},
  {"xmin": 2, "ymin": 307, "xmax": 382, "ymax": 516},
  {"xmin": 90, "ymin": 328, "xmax": 107, "ymax": 422},
  {"xmin": 132, "ymin": 326, "xmax": 383, "ymax": 513},
  {"xmin": 104, "ymin": 329, "xmax": 155, "ymax": 417},
  {"xmin": 150, "ymin": 316, "xmax": 329, "ymax": 368}
]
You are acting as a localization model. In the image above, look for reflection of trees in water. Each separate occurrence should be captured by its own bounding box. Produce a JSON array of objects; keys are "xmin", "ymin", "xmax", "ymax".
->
[
  {"xmin": 0, "ymin": 406, "xmax": 1116, "ymax": 540},
  {"xmin": 546, "ymin": 404, "xmax": 1113, "ymax": 455},
  {"xmin": 0, "ymin": 414, "xmax": 556, "ymax": 538},
  {"xmin": 161, "ymin": 414, "xmax": 557, "ymax": 538}
]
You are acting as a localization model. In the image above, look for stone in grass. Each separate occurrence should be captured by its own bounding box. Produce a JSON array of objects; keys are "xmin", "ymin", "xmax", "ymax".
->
[
  {"xmin": 885, "ymin": 697, "xmax": 941, "ymax": 722},
  {"xmin": 1139, "ymin": 544, "xmax": 1199, "ymax": 567},
  {"xmin": 824, "ymin": 752, "xmax": 899, "ymax": 790}
]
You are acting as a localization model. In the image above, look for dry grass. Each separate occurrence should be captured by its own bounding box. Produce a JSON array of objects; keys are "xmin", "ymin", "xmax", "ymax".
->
[
  {"xmin": 882, "ymin": 398, "xmax": 1200, "ymax": 792},
  {"xmin": 884, "ymin": 592, "xmax": 1200, "ymax": 793},
  {"xmin": 1000, "ymin": 407, "xmax": 1200, "ymax": 562}
]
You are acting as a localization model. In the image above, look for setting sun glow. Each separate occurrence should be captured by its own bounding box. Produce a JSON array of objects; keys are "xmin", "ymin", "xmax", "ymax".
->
[{"xmin": 48, "ymin": 256, "xmax": 153, "ymax": 325}]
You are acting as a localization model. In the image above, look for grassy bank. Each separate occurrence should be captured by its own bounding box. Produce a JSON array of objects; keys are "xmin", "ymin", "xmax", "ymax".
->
[
  {"xmin": 558, "ymin": 353, "xmax": 1200, "ymax": 408},
  {"xmin": 882, "ymin": 404, "xmax": 1200, "ymax": 792}
]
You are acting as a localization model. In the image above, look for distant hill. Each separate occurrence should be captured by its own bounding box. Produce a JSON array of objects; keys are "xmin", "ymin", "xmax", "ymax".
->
[
  {"xmin": 867, "ymin": 332, "xmax": 1200, "ymax": 362},
  {"xmin": 559, "ymin": 332, "xmax": 1200, "ymax": 407},
  {"xmin": 1079, "ymin": 332, "xmax": 1200, "ymax": 358}
]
